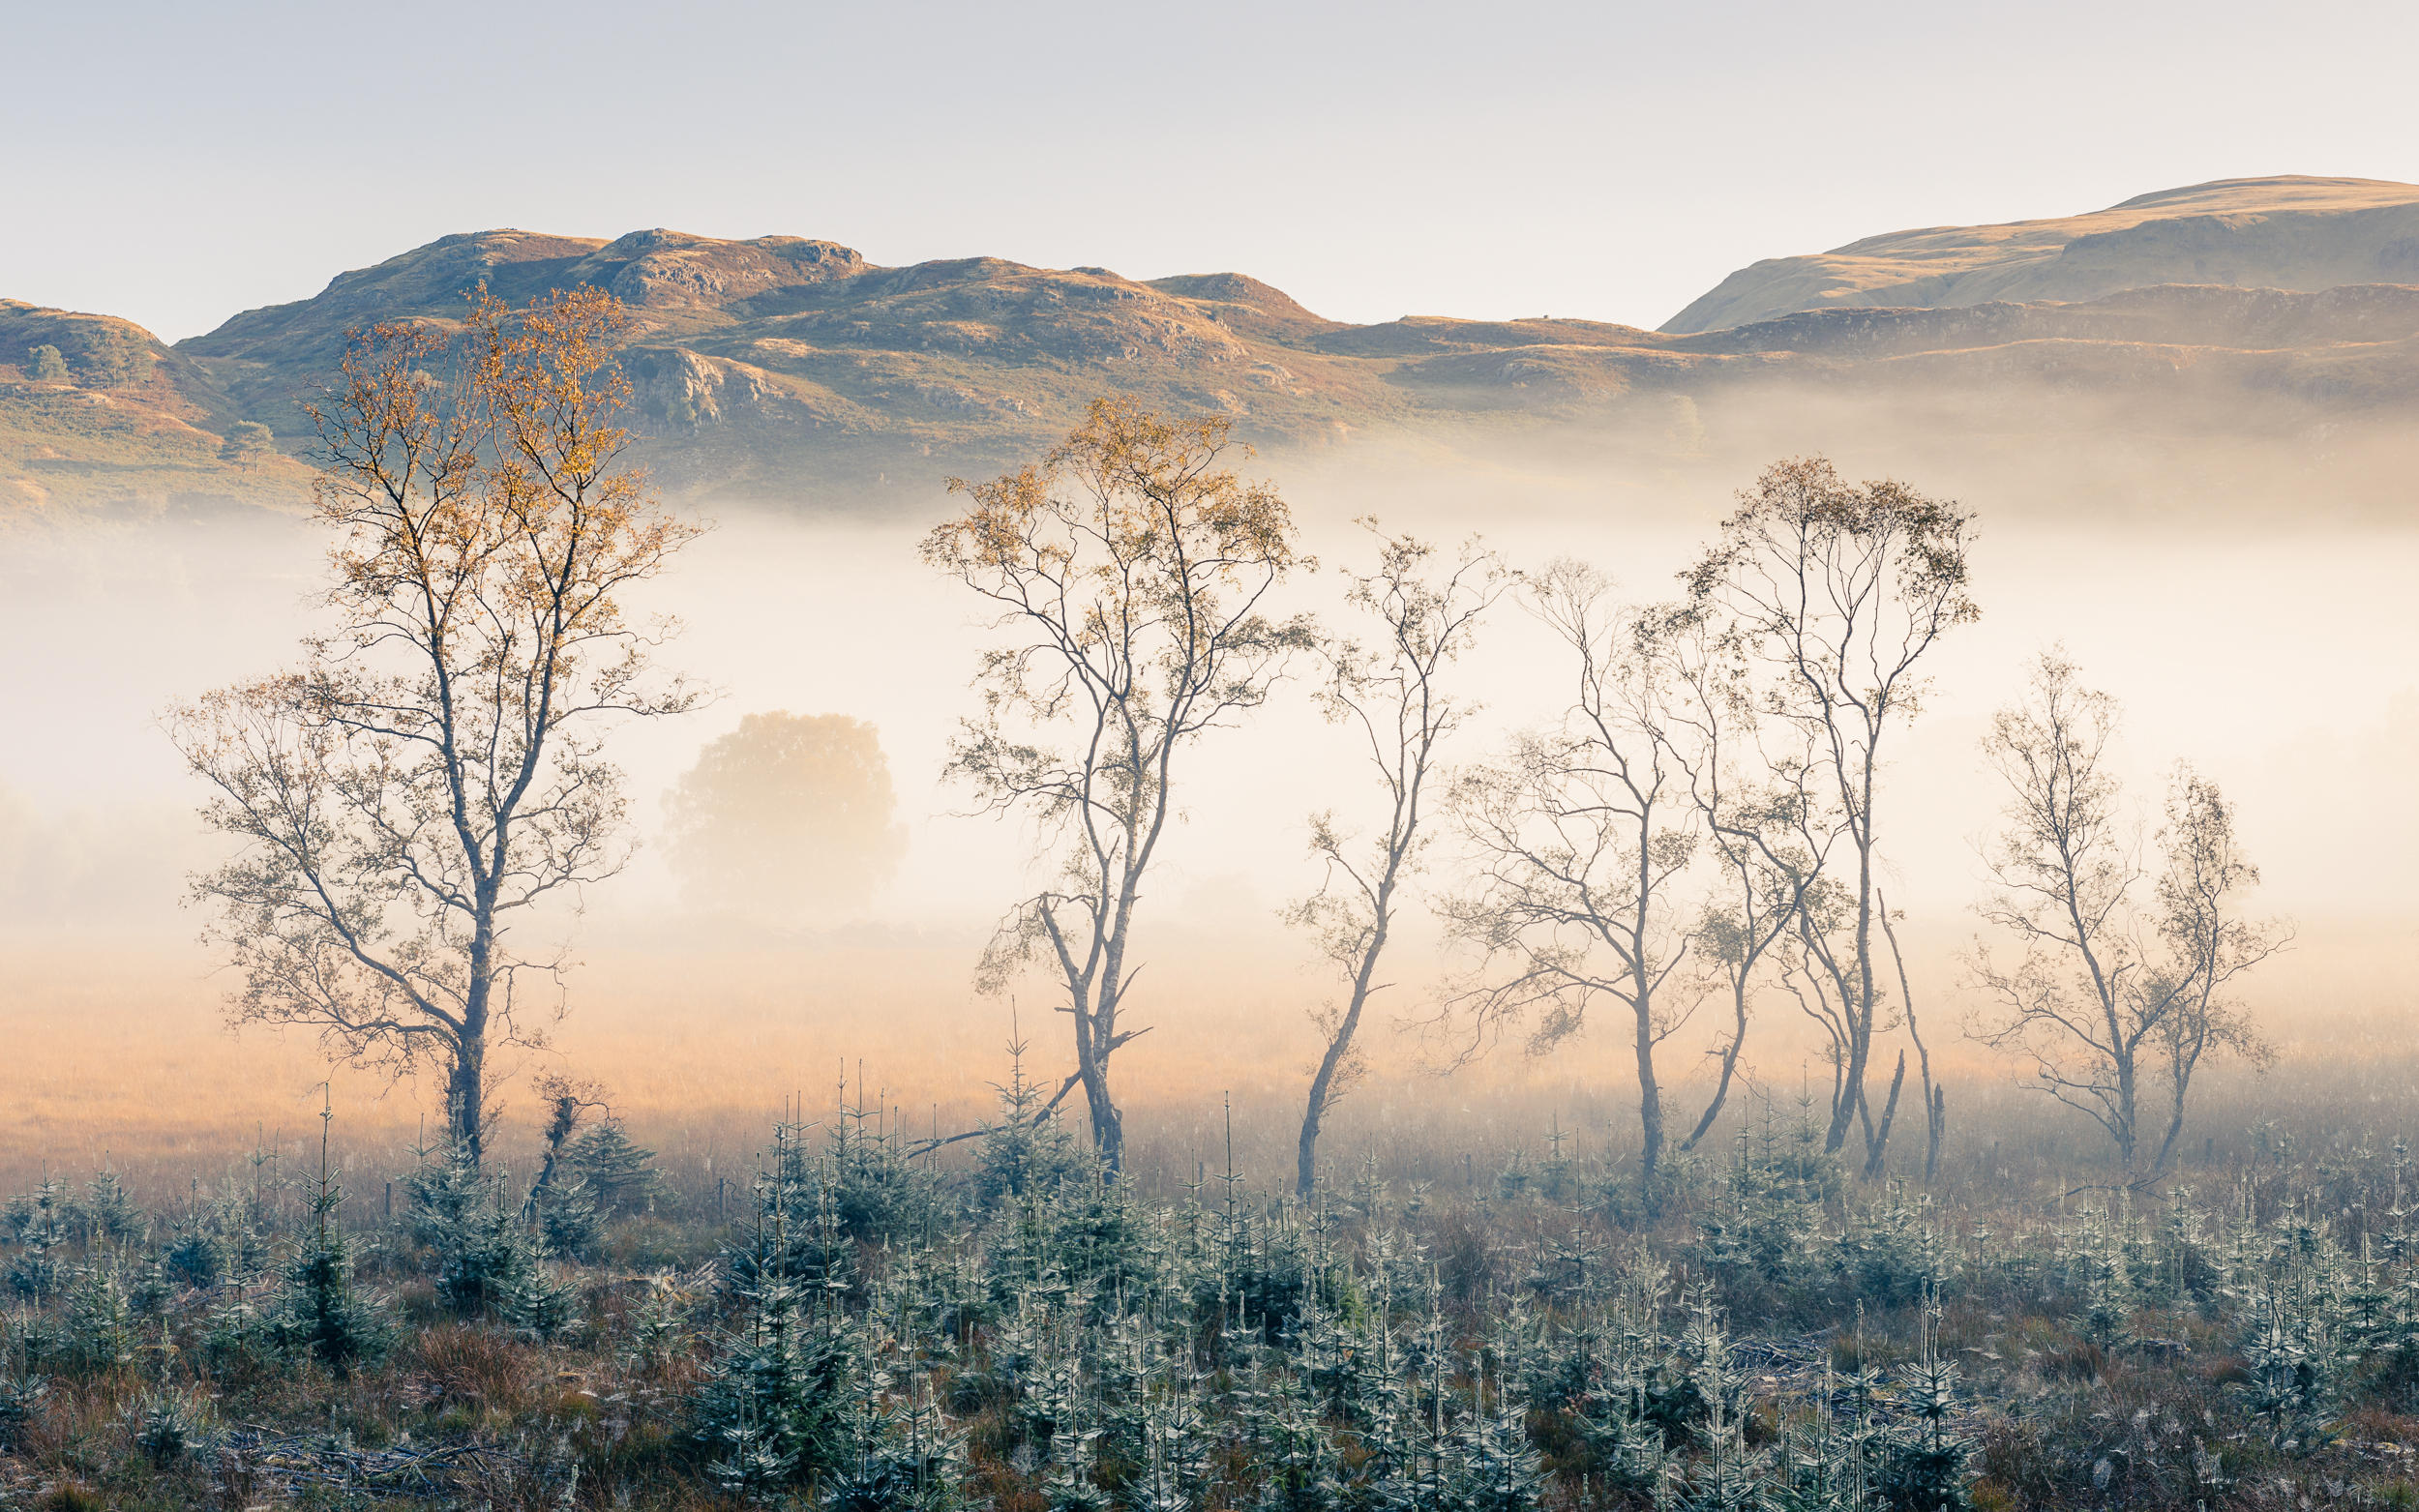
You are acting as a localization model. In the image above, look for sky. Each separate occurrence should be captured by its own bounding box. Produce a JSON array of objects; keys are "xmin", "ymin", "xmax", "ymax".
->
[{"xmin": 9, "ymin": 0, "xmax": 2418, "ymax": 342}]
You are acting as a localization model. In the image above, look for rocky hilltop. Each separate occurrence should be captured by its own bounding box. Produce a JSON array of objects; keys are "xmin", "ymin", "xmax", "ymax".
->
[
  {"xmin": 8, "ymin": 176, "xmax": 2419, "ymax": 519},
  {"xmin": 1663, "ymin": 176, "xmax": 2419, "ymax": 332}
]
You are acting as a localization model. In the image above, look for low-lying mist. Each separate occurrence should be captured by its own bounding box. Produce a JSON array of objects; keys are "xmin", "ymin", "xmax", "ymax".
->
[{"xmin": 2, "ymin": 390, "xmax": 2413, "ymax": 1197}]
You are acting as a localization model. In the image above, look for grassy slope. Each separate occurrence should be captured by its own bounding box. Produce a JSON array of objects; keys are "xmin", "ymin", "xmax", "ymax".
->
[
  {"xmin": 0, "ymin": 302, "xmax": 311, "ymax": 518},
  {"xmin": 1662, "ymin": 174, "xmax": 2419, "ymax": 332}
]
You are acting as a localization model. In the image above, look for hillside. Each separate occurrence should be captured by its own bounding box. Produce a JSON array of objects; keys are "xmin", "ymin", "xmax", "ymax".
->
[
  {"xmin": 1663, "ymin": 175, "xmax": 2419, "ymax": 332},
  {"xmin": 0, "ymin": 301, "xmax": 315, "ymax": 519},
  {"xmin": 8, "ymin": 177, "xmax": 2419, "ymax": 518}
]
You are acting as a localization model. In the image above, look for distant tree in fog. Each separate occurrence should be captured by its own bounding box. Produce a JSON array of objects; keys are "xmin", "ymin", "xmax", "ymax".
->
[
  {"xmin": 167, "ymin": 289, "xmax": 702, "ymax": 1169},
  {"xmin": 1287, "ymin": 527, "xmax": 1504, "ymax": 1200},
  {"xmin": 1967, "ymin": 652, "xmax": 2284, "ymax": 1173},
  {"xmin": 1683, "ymin": 458, "xmax": 1978, "ymax": 1175},
  {"xmin": 922, "ymin": 400, "xmax": 1314, "ymax": 1173},
  {"xmin": 1441, "ymin": 562, "xmax": 1701, "ymax": 1182},
  {"xmin": 664, "ymin": 712, "xmax": 907, "ymax": 921}
]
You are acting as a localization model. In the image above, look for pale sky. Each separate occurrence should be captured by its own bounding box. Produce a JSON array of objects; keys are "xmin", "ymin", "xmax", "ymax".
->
[{"xmin": 8, "ymin": 0, "xmax": 2416, "ymax": 342}]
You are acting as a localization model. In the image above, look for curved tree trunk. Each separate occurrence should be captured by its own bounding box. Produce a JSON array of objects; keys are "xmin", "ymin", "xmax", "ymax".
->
[
  {"xmin": 1878, "ymin": 895, "xmax": 1942, "ymax": 1184},
  {"xmin": 1681, "ymin": 978, "xmax": 1752, "ymax": 1152},
  {"xmin": 1073, "ymin": 1001, "xmax": 1123, "ymax": 1174},
  {"xmin": 1861, "ymin": 1051, "xmax": 1906, "ymax": 1179},
  {"xmin": 1297, "ymin": 1012, "xmax": 1357, "ymax": 1200},
  {"xmin": 1298, "ymin": 921, "xmax": 1386, "ymax": 1200}
]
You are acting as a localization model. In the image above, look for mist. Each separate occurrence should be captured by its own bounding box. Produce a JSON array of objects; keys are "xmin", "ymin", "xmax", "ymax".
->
[{"xmin": 3, "ymin": 388, "xmax": 2412, "ymax": 1185}]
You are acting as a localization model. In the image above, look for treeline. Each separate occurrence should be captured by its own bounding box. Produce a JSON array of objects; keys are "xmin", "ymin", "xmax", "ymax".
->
[{"xmin": 166, "ymin": 288, "xmax": 2280, "ymax": 1207}]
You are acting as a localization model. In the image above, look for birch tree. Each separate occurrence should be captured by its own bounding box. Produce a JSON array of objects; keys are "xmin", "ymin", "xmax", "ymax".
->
[
  {"xmin": 1443, "ymin": 564, "xmax": 1699, "ymax": 1181},
  {"xmin": 924, "ymin": 400, "xmax": 1313, "ymax": 1172},
  {"xmin": 1683, "ymin": 458, "xmax": 1978, "ymax": 1170},
  {"xmin": 1644, "ymin": 606, "xmax": 1829, "ymax": 1153},
  {"xmin": 1966, "ymin": 654, "xmax": 2284, "ymax": 1172},
  {"xmin": 1287, "ymin": 528, "xmax": 1504, "ymax": 1199},
  {"xmin": 168, "ymin": 289, "xmax": 702, "ymax": 1166},
  {"xmin": 2146, "ymin": 769, "xmax": 2284, "ymax": 1171}
]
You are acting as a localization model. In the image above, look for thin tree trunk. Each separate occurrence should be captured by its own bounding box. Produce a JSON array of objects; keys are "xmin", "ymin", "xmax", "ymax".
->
[
  {"xmin": 1299, "ymin": 921, "xmax": 1387, "ymax": 1200},
  {"xmin": 2154, "ymin": 1083, "xmax": 2190, "ymax": 1175},
  {"xmin": 2151, "ymin": 1019, "xmax": 2209, "ymax": 1174},
  {"xmin": 1297, "ymin": 1013, "xmax": 1355, "ymax": 1201},
  {"xmin": 1877, "ymin": 895, "xmax": 1940, "ymax": 1185},
  {"xmin": 1829, "ymin": 831, "xmax": 1877, "ymax": 1156},
  {"xmin": 1072, "ymin": 1002, "xmax": 1122, "ymax": 1174},
  {"xmin": 454, "ymin": 904, "xmax": 496, "ymax": 1166},
  {"xmin": 1862, "ymin": 1051, "xmax": 1905, "ymax": 1180},
  {"xmin": 2109, "ymin": 1064, "xmax": 2137, "ymax": 1171},
  {"xmin": 447, "ymin": 1040, "xmax": 485, "ymax": 1168},
  {"xmin": 1926, "ymin": 1084, "xmax": 1946, "ymax": 1185},
  {"xmin": 1680, "ymin": 978, "xmax": 1751, "ymax": 1152}
]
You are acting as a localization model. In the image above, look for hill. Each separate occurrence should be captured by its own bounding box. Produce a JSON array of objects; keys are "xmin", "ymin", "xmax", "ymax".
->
[
  {"xmin": 7, "ymin": 177, "xmax": 2419, "ymax": 519},
  {"xmin": 0, "ymin": 301, "xmax": 315, "ymax": 519},
  {"xmin": 1662, "ymin": 175, "xmax": 2419, "ymax": 333}
]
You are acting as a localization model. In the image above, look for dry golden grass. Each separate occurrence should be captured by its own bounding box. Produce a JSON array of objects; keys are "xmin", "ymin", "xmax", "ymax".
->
[{"xmin": 0, "ymin": 907, "xmax": 2408, "ymax": 1203}]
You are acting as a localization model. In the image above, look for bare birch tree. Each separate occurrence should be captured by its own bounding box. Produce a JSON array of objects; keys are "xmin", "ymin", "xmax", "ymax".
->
[
  {"xmin": 168, "ymin": 290, "xmax": 702, "ymax": 1166},
  {"xmin": 1965, "ymin": 652, "xmax": 2160, "ymax": 1168},
  {"xmin": 1683, "ymin": 458, "xmax": 1977, "ymax": 1170},
  {"xmin": 1966, "ymin": 654, "xmax": 2283, "ymax": 1172},
  {"xmin": 1442, "ymin": 563, "xmax": 1699, "ymax": 1181},
  {"xmin": 923, "ymin": 400, "xmax": 1313, "ymax": 1173},
  {"xmin": 1287, "ymin": 528, "xmax": 1505, "ymax": 1199},
  {"xmin": 2148, "ymin": 767, "xmax": 2285, "ymax": 1171}
]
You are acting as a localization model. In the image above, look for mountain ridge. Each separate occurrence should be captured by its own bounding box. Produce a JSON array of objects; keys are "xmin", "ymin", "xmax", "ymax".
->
[
  {"xmin": 1662, "ymin": 174, "xmax": 2419, "ymax": 332},
  {"xmin": 8, "ymin": 175, "xmax": 2419, "ymax": 519}
]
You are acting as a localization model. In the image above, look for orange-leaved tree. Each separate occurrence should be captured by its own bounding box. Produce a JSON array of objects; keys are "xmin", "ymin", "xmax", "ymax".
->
[{"xmin": 169, "ymin": 287, "xmax": 702, "ymax": 1167}]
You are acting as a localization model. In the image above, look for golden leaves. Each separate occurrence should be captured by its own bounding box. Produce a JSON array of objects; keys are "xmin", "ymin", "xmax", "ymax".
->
[{"xmin": 923, "ymin": 397, "xmax": 1300, "ymax": 591}]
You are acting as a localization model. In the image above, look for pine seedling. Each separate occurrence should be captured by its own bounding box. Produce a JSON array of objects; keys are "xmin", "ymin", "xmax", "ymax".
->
[
  {"xmin": 55, "ymin": 1265, "xmax": 138, "ymax": 1375},
  {"xmin": 71, "ymin": 1171, "xmax": 145, "ymax": 1249},
  {"xmin": 534, "ymin": 1175, "xmax": 603, "ymax": 1261},
  {"xmin": 503, "ymin": 1261, "xmax": 584, "ymax": 1344},
  {"xmin": 0, "ymin": 1355, "xmax": 45, "ymax": 1454},
  {"xmin": 271, "ymin": 1093, "xmax": 390, "ymax": 1376},
  {"xmin": 697, "ymin": 1166, "xmax": 854, "ymax": 1491},
  {"xmin": 1874, "ymin": 1300, "xmax": 1973, "ymax": 1512},
  {"xmin": 4, "ymin": 1181, "xmax": 68, "ymax": 1302},
  {"xmin": 562, "ymin": 1119, "xmax": 664, "ymax": 1215},
  {"xmin": 128, "ymin": 1384, "xmax": 211, "ymax": 1468}
]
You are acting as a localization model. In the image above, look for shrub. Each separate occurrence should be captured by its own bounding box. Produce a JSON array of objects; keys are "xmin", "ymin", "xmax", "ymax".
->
[
  {"xmin": 217, "ymin": 420, "xmax": 275, "ymax": 467},
  {"xmin": 0, "ymin": 1369, "xmax": 45, "ymax": 1452},
  {"xmin": 128, "ymin": 1386, "xmax": 210, "ymax": 1468}
]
